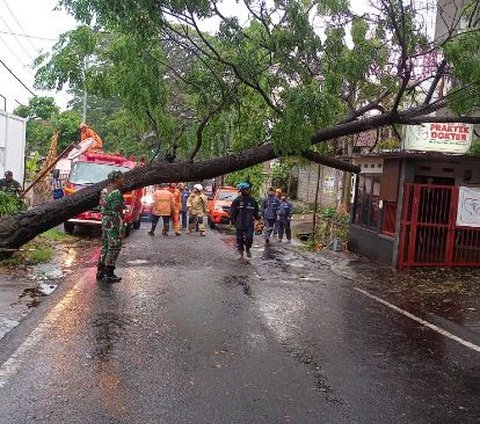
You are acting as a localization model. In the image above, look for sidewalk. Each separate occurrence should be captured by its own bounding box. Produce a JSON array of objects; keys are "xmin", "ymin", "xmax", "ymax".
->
[
  {"xmin": 289, "ymin": 212, "xmax": 480, "ymax": 336},
  {"xmin": 0, "ymin": 233, "xmax": 94, "ymax": 342},
  {"xmin": 313, "ymin": 248, "xmax": 480, "ymax": 337}
]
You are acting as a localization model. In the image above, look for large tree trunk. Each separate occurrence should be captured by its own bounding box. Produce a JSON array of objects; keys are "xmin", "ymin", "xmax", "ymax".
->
[{"xmin": 0, "ymin": 110, "xmax": 418, "ymax": 251}]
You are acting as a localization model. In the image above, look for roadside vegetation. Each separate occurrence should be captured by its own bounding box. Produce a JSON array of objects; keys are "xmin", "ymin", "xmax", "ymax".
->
[
  {"xmin": 0, "ymin": 229, "xmax": 76, "ymax": 267},
  {"xmin": 0, "ymin": 192, "xmax": 26, "ymax": 217},
  {"xmin": 293, "ymin": 206, "xmax": 350, "ymax": 250}
]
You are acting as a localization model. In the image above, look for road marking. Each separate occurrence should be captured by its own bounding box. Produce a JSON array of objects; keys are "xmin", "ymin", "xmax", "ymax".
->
[
  {"xmin": 354, "ymin": 287, "xmax": 480, "ymax": 354},
  {"xmin": 0, "ymin": 281, "xmax": 82, "ymax": 388}
]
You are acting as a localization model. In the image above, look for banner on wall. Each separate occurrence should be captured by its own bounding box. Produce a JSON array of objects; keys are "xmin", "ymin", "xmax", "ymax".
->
[
  {"xmin": 404, "ymin": 123, "xmax": 473, "ymax": 154},
  {"xmin": 457, "ymin": 187, "xmax": 480, "ymax": 228}
]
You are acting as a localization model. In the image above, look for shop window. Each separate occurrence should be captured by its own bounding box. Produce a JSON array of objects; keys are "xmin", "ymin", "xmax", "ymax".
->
[{"xmin": 354, "ymin": 175, "xmax": 381, "ymax": 230}]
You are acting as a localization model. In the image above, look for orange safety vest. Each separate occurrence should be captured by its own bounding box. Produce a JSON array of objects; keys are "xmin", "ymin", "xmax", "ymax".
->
[{"xmin": 152, "ymin": 189, "xmax": 174, "ymax": 216}]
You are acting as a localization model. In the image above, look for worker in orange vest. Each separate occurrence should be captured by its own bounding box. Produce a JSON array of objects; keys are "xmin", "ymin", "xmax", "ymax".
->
[
  {"xmin": 80, "ymin": 123, "xmax": 103, "ymax": 151},
  {"xmin": 148, "ymin": 184, "xmax": 174, "ymax": 236},
  {"xmin": 169, "ymin": 183, "xmax": 182, "ymax": 236}
]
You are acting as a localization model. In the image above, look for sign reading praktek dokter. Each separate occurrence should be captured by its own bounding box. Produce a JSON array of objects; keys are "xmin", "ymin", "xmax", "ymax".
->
[{"xmin": 404, "ymin": 123, "xmax": 473, "ymax": 154}]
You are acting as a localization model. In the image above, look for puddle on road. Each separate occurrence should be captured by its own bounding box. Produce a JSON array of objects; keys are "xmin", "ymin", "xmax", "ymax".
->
[
  {"xmin": 38, "ymin": 283, "xmax": 58, "ymax": 296},
  {"xmin": 31, "ymin": 262, "xmax": 64, "ymax": 281},
  {"xmin": 126, "ymin": 259, "xmax": 150, "ymax": 265},
  {"xmin": 89, "ymin": 312, "xmax": 133, "ymax": 360},
  {"xmin": 223, "ymin": 275, "xmax": 253, "ymax": 297}
]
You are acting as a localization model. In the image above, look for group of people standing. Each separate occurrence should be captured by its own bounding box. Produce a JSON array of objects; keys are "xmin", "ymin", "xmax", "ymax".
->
[
  {"xmin": 96, "ymin": 173, "xmax": 295, "ymax": 282},
  {"xmin": 230, "ymin": 183, "xmax": 293, "ymax": 260},
  {"xmin": 148, "ymin": 183, "xmax": 209, "ymax": 237}
]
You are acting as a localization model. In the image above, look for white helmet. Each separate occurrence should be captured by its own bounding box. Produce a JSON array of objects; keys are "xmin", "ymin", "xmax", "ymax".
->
[{"xmin": 194, "ymin": 184, "xmax": 203, "ymax": 191}]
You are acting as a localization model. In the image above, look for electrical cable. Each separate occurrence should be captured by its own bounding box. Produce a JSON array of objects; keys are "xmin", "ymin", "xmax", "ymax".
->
[
  {"xmin": 0, "ymin": 58, "xmax": 36, "ymax": 97},
  {"xmin": 1, "ymin": 0, "xmax": 38, "ymax": 51},
  {"xmin": 0, "ymin": 33, "xmax": 34, "ymax": 77},
  {"xmin": 0, "ymin": 29, "xmax": 55, "ymax": 41},
  {"xmin": 0, "ymin": 12, "xmax": 35, "ymax": 62}
]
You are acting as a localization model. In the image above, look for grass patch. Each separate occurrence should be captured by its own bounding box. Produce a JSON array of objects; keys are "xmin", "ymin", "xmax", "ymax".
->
[
  {"xmin": 41, "ymin": 229, "xmax": 76, "ymax": 242},
  {"xmin": 0, "ymin": 230, "xmax": 69, "ymax": 267},
  {"xmin": 27, "ymin": 245, "xmax": 54, "ymax": 264}
]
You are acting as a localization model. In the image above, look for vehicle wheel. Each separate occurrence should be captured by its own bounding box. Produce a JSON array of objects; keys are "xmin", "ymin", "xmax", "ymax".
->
[
  {"xmin": 208, "ymin": 217, "xmax": 216, "ymax": 229},
  {"xmin": 63, "ymin": 222, "xmax": 75, "ymax": 235},
  {"xmin": 133, "ymin": 219, "xmax": 141, "ymax": 230},
  {"xmin": 125, "ymin": 224, "xmax": 132, "ymax": 238}
]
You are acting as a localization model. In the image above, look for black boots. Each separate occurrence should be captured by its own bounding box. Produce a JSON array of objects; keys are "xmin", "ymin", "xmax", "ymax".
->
[
  {"xmin": 148, "ymin": 223, "xmax": 157, "ymax": 235},
  {"xmin": 96, "ymin": 264, "xmax": 105, "ymax": 281},
  {"xmin": 162, "ymin": 224, "xmax": 170, "ymax": 236},
  {"xmin": 102, "ymin": 266, "xmax": 122, "ymax": 283}
]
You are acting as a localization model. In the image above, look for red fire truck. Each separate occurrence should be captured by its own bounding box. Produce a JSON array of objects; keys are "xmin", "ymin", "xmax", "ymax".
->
[{"xmin": 63, "ymin": 151, "xmax": 143, "ymax": 236}]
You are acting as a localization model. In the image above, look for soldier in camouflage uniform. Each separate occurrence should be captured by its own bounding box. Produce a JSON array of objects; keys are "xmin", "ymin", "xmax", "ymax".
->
[{"xmin": 96, "ymin": 170, "xmax": 125, "ymax": 283}]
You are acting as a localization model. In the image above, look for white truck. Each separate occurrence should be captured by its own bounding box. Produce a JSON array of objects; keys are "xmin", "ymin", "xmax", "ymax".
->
[{"xmin": 0, "ymin": 110, "xmax": 26, "ymax": 184}]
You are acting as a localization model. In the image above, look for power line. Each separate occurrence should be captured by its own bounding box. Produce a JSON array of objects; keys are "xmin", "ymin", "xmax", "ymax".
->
[
  {"xmin": 0, "ymin": 58, "xmax": 36, "ymax": 97},
  {"xmin": 0, "ymin": 11, "xmax": 36, "ymax": 62},
  {"xmin": 0, "ymin": 29, "xmax": 55, "ymax": 42},
  {"xmin": 1, "ymin": 0, "xmax": 38, "ymax": 51},
  {"xmin": 0, "ymin": 33, "xmax": 34, "ymax": 77}
]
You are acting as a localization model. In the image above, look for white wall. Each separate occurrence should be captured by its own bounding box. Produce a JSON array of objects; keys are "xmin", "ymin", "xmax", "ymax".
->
[{"xmin": 0, "ymin": 111, "xmax": 26, "ymax": 184}]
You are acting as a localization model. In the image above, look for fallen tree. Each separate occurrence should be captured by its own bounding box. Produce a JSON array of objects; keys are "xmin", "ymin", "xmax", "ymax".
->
[
  {"xmin": 2, "ymin": 0, "xmax": 479, "ymax": 251},
  {"xmin": 1, "ymin": 109, "xmax": 479, "ymax": 251}
]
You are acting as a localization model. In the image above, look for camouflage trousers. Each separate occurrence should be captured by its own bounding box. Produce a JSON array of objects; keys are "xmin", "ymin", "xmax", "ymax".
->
[{"xmin": 98, "ymin": 226, "xmax": 122, "ymax": 267}]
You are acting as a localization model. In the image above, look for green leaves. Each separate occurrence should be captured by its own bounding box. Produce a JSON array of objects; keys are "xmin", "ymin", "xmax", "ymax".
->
[
  {"xmin": 14, "ymin": 97, "xmax": 81, "ymax": 156},
  {"xmin": 33, "ymin": 0, "xmax": 480, "ymax": 166},
  {"xmin": 34, "ymin": 26, "xmax": 97, "ymax": 91},
  {"xmin": 0, "ymin": 192, "xmax": 26, "ymax": 217},
  {"xmin": 444, "ymin": 30, "xmax": 480, "ymax": 114},
  {"xmin": 272, "ymin": 81, "xmax": 342, "ymax": 155}
]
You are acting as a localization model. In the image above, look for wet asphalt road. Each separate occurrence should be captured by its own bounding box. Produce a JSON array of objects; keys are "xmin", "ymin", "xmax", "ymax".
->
[{"xmin": 0, "ymin": 228, "xmax": 479, "ymax": 423}]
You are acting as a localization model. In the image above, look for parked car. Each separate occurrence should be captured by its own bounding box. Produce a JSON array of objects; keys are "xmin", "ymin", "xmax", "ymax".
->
[{"xmin": 208, "ymin": 186, "xmax": 238, "ymax": 227}]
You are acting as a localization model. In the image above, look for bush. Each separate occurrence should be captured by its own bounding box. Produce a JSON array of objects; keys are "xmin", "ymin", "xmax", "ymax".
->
[
  {"xmin": 0, "ymin": 192, "xmax": 26, "ymax": 217},
  {"xmin": 293, "ymin": 203, "xmax": 316, "ymax": 214},
  {"xmin": 303, "ymin": 207, "xmax": 350, "ymax": 251}
]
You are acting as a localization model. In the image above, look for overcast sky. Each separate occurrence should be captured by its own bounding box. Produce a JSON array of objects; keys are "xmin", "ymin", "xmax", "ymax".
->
[{"xmin": 0, "ymin": 0, "xmax": 77, "ymax": 112}]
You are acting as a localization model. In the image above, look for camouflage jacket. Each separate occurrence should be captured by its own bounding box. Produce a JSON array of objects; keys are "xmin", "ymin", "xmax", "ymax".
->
[{"xmin": 100, "ymin": 187, "xmax": 125, "ymax": 229}]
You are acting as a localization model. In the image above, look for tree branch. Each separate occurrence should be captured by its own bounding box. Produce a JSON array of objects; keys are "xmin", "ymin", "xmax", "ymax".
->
[
  {"xmin": 301, "ymin": 151, "xmax": 360, "ymax": 174},
  {"xmin": 423, "ymin": 59, "xmax": 447, "ymax": 106},
  {"xmin": 189, "ymin": 101, "xmax": 227, "ymax": 162},
  {"xmin": 340, "ymin": 90, "xmax": 390, "ymax": 124}
]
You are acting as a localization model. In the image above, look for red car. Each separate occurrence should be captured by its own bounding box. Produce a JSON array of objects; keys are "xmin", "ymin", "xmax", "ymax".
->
[{"xmin": 208, "ymin": 186, "xmax": 238, "ymax": 227}]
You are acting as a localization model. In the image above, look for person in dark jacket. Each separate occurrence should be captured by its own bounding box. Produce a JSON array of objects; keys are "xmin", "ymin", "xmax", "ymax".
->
[
  {"xmin": 0, "ymin": 170, "xmax": 22, "ymax": 195},
  {"xmin": 277, "ymin": 194, "xmax": 293, "ymax": 243},
  {"xmin": 261, "ymin": 187, "xmax": 280, "ymax": 245},
  {"xmin": 230, "ymin": 182, "xmax": 260, "ymax": 260},
  {"xmin": 179, "ymin": 183, "xmax": 190, "ymax": 230}
]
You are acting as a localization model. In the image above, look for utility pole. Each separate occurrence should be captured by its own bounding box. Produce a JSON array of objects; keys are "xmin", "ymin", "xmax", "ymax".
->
[
  {"xmin": 82, "ymin": 89, "xmax": 87, "ymax": 122},
  {"xmin": 82, "ymin": 57, "xmax": 89, "ymax": 122}
]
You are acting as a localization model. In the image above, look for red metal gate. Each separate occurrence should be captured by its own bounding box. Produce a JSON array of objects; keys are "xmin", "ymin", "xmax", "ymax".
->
[{"xmin": 399, "ymin": 183, "xmax": 480, "ymax": 268}]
